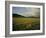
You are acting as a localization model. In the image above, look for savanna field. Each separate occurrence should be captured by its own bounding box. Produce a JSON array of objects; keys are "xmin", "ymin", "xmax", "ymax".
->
[{"xmin": 12, "ymin": 17, "xmax": 40, "ymax": 31}]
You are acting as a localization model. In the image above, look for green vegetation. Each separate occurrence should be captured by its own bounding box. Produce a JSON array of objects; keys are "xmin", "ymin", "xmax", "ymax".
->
[{"xmin": 12, "ymin": 17, "xmax": 40, "ymax": 31}]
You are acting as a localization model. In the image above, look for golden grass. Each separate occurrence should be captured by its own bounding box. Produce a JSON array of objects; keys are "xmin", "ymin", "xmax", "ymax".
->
[{"xmin": 13, "ymin": 17, "xmax": 40, "ymax": 24}]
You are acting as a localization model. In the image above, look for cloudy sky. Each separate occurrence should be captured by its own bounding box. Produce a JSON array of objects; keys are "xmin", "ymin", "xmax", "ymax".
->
[{"xmin": 12, "ymin": 7, "xmax": 40, "ymax": 17}]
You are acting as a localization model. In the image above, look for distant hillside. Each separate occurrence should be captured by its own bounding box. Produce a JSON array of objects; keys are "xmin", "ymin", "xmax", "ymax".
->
[
  {"xmin": 13, "ymin": 14, "xmax": 40, "ymax": 18},
  {"xmin": 13, "ymin": 14, "xmax": 25, "ymax": 17}
]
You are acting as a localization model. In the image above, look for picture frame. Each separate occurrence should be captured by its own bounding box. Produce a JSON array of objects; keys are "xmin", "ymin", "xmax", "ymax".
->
[{"xmin": 5, "ymin": 1, "xmax": 45, "ymax": 37}]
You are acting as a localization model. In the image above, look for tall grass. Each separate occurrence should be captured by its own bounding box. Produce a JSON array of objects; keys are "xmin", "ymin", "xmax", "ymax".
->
[{"xmin": 12, "ymin": 17, "xmax": 40, "ymax": 31}]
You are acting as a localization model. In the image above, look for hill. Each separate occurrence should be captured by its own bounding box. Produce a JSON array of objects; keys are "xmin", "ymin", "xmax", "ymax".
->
[
  {"xmin": 13, "ymin": 14, "xmax": 25, "ymax": 17},
  {"xmin": 13, "ymin": 14, "xmax": 40, "ymax": 18}
]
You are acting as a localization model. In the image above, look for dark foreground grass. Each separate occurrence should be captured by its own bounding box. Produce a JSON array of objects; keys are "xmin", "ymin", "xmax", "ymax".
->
[{"xmin": 12, "ymin": 17, "xmax": 40, "ymax": 31}]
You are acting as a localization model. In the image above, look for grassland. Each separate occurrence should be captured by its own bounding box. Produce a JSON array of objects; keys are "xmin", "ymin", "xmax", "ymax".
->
[{"xmin": 12, "ymin": 17, "xmax": 40, "ymax": 31}]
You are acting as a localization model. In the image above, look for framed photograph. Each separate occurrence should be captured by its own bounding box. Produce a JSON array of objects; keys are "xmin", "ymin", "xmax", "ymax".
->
[{"xmin": 5, "ymin": 1, "xmax": 45, "ymax": 37}]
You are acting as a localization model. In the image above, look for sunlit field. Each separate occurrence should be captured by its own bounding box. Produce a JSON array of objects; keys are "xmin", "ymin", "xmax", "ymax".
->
[{"xmin": 12, "ymin": 17, "xmax": 40, "ymax": 31}]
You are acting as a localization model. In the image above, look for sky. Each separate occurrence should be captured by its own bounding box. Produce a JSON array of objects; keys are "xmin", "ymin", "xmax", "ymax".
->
[{"xmin": 12, "ymin": 7, "xmax": 40, "ymax": 17}]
